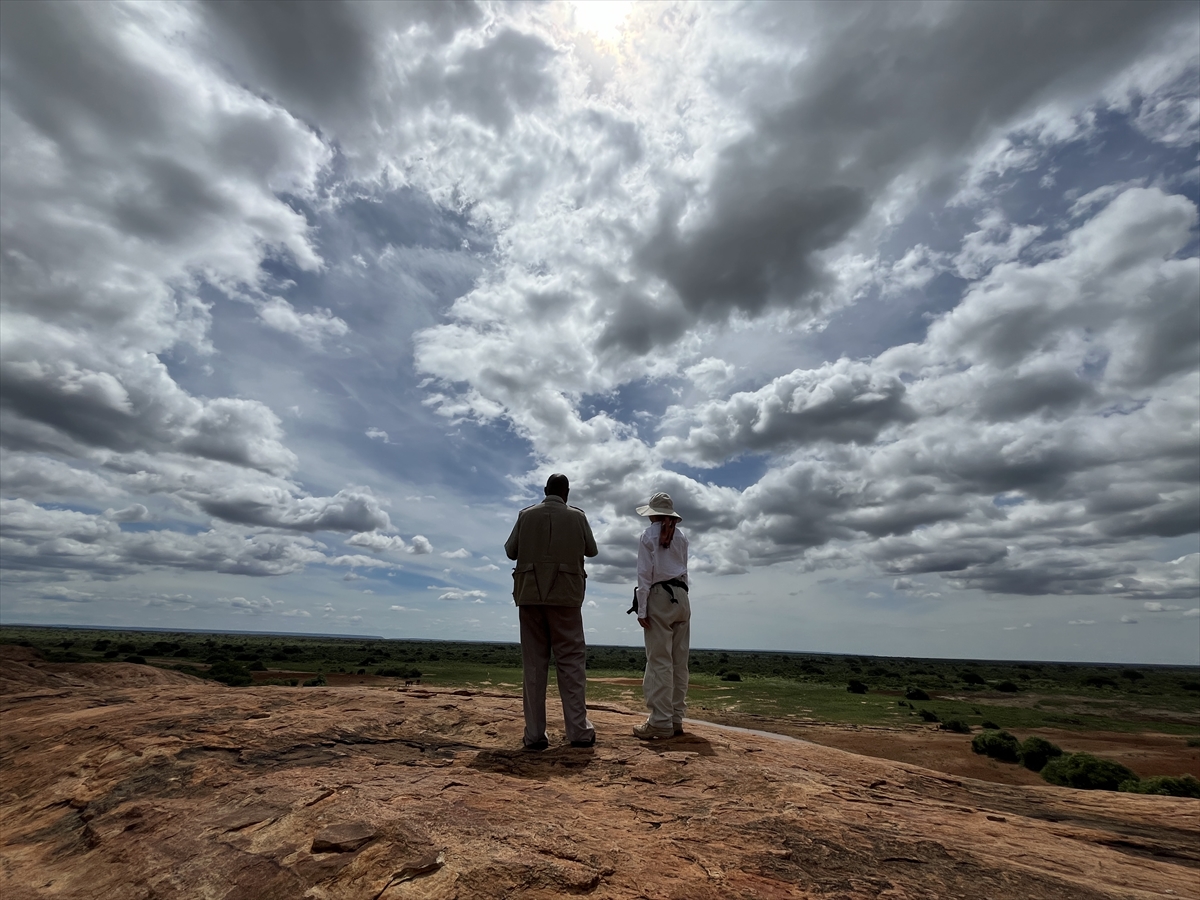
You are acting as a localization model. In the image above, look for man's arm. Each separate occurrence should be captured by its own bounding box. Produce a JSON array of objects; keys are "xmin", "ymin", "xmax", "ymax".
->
[
  {"xmin": 504, "ymin": 515, "xmax": 521, "ymax": 561},
  {"xmin": 581, "ymin": 513, "xmax": 598, "ymax": 558}
]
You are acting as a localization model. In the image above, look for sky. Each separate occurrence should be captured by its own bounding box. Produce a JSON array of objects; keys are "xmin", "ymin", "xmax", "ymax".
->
[{"xmin": 1, "ymin": 1, "xmax": 1198, "ymax": 664}]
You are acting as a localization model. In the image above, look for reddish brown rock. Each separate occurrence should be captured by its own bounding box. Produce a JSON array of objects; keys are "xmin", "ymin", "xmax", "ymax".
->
[
  {"xmin": 311, "ymin": 822, "xmax": 377, "ymax": 853},
  {"xmin": 1, "ymin": 644, "xmax": 1196, "ymax": 899}
]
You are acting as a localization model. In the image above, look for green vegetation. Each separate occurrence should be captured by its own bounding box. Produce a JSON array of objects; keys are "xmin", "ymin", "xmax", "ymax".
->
[
  {"xmin": 1018, "ymin": 736, "xmax": 1063, "ymax": 772},
  {"xmin": 2, "ymin": 625, "xmax": 1197, "ymax": 736},
  {"xmin": 972, "ymin": 730, "xmax": 1021, "ymax": 762},
  {"xmin": 1117, "ymin": 774, "xmax": 1200, "ymax": 798},
  {"xmin": 1041, "ymin": 752, "xmax": 1137, "ymax": 791}
]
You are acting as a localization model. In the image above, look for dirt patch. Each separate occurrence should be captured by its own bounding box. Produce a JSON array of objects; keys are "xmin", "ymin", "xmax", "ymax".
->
[{"xmin": 690, "ymin": 711, "xmax": 1200, "ymax": 786}]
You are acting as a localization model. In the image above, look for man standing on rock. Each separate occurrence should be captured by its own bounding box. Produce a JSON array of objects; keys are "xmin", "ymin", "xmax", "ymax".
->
[{"xmin": 505, "ymin": 473, "xmax": 599, "ymax": 750}]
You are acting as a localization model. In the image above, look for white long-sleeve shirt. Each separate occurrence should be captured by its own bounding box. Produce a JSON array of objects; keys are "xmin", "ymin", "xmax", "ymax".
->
[{"xmin": 635, "ymin": 521, "xmax": 689, "ymax": 618}]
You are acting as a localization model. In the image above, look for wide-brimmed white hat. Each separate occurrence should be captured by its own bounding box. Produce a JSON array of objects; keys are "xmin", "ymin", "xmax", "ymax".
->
[{"xmin": 636, "ymin": 491, "xmax": 681, "ymax": 519}]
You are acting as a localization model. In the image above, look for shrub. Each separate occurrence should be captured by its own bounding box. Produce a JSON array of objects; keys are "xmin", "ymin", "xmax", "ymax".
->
[
  {"xmin": 117, "ymin": 643, "xmax": 137, "ymax": 654},
  {"xmin": 303, "ymin": 674, "xmax": 328, "ymax": 687},
  {"xmin": 92, "ymin": 640, "xmax": 111, "ymax": 651},
  {"xmin": 980, "ymin": 720, "xmax": 1000, "ymax": 730},
  {"xmin": 972, "ymin": 730, "xmax": 1020, "ymax": 762},
  {"xmin": 1083, "ymin": 675, "xmax": 1118, "ymax": 689},
  {"xmin": 1019, "ymin": 736, "xmax": 1063, "ymax": 772},
  {"xmin": 1118, "ymin": 775, "xmax": 1200, "ymax": 798},
  {"xmin": 1186, "ymin": 737, "xmax": 1200, "ymax": 748},
  {"xmin": 960, "ymin": 671, "xmax": 986, "ymax": 685},
  {"xmin": 919, "ymin": 709, "xmax": 939, "ymax": 723},
  {"xmin": 376, "ymin": 666, "xmax": 420, "ymax": 679},
  {"xmin": 722, "ymin": 672, "xmax": 742, "ymax": 682},
  {"xmin": 1120, "ymin": 669, "xmax": 1143, "ymax": 681},
  {"xmin": 940, "ymin": 719, "xmax": 971, "ymax": 734},
  {"xmin": 247, "ymin": 660, "xmax": 266, "ymax": 671},
  {"xmin": 847, "ymin": 679, "xmax": 867, "ymax": 694},
  {"xmin": 994, "ymin": 681, "xmax": 1018, "ymax": 693},
  {"xmin": 1180, "ymin": 681, "xmax": 1200, "ymax": 692},
  {"xmin": 103, "ymin": 650, "xmax": 120, "ymax": 658},
  {"xmin": 173, "ymin": 647, "xmax": 191, "ymax": 657},
  {"xmin": 897, "ymin": 700, "xmax": 909, "ymax": 707},
  {"xmin": 357, "ymin": 668, "xmax": 366, "ymax": 675},
  {"xmin": 1041, "ymin": 753, "xmax": 1137, "ymax": 791},
  {"xmin": 905, "ymin": 687, "xmax": 930, "ymax": 701},
  {"xmin": 207, "ymin": 660, "xmax": 252, "ymax": 687},
  {"xmin": 124, "ymin": 655, "xmax": 147, "ymax": 665}
]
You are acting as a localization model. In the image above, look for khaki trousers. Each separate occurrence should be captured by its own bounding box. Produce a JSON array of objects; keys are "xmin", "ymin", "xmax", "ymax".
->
[
  {"xmin": 519, "ymin": 604, "xmax": 595, "ymax": 745},
  {"xmin": 642, "ymin": 583, "xmax": 690, "ymax": 730}
]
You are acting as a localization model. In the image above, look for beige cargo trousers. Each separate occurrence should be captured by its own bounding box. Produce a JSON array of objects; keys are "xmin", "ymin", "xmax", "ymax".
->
[{"xmin": 642, "ymin": 582, "xmax": 691, "ymax": 731}]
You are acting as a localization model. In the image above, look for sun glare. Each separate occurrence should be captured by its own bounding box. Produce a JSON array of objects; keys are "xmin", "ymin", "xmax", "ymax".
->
[{"xmin": 571, "ymin": 0, "xmax": 633, "ymax": 43}]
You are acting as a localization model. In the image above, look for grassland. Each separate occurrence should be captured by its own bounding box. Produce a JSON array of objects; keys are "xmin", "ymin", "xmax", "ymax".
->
[{"xmin": 3, "ymin": 624, "xmax": 1197, "ymax": 737}]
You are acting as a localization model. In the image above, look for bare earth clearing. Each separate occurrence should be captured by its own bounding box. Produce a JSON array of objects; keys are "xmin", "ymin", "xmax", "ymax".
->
[{"xmin": 2, "ymin": 646, "xmax": 1197, "ymax": 900}]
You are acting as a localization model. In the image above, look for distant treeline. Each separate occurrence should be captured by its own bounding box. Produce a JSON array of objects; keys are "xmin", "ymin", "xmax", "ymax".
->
[{"xmin": 3, "ymin": 625, "xmax": 1197, "ymax": 698}]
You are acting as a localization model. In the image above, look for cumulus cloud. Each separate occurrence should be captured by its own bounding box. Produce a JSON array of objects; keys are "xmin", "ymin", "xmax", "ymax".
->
[
  {"xmin": 347, "ymin": 531, "xmax": 433, "ymax": 555},
  {"xmin": 440, "ymin": 548, "xmax": 471, "ymax": 559},
  {"xmin": 660, "ymin": 359, "xmax": 915, "ymax": 465},
  {"xmin": 220, "ymin": 595, "xmax": 284, "ymax": 615},
  {"xmin": 437, "ymin": 590, "xmax": 487, "ymax": 602},
  {"xmin": 257, "ymin": 298, "xmax": 348, "ymax": 348}
]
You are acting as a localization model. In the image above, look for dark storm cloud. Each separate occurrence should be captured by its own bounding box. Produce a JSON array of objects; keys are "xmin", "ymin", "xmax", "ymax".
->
[
  {"xmin": 196, "ymin": 487, "xmax": 390, "ymax": 533},
  {"xmin": 637, "ymin": 184, "xmax": 868, "ymax": 321},
  {"xmin": 976, "ymin": 368, "xmax": 1097, "ymax": 421},
  {"xmin": 202, "ymin": 0, "xmax": 483, "ymax": 125},
  {"xmin": 0, "ymin": 353, "xmax": 298, "ymax": 476},
  {"xmin": 605, "ymin": 0, "xmax": 1195, "ymax": 351},
  {"xmin": 660, "ymin": 361, "xmax": 915, "ymax": 465},
  {"xmin": 205, "ymin": 2, "xmax": 557, "ymax": 144}
]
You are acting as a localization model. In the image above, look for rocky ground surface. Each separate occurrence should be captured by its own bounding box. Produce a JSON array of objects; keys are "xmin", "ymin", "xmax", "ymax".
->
[{"xmin": 2, "ymin": 645, "xmax": 1197, "ymax": 900}]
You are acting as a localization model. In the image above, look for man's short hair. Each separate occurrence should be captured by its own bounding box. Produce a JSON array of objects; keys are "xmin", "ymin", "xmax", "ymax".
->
[{"xmin": 544, "ymin": 473, "xmax": 569, "ymax": 497}]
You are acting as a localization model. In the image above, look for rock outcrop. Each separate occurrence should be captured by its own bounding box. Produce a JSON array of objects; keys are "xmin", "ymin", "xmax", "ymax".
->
[{"xmin": 2, "ymin": 646, "xmax": 1196, "ymax": 899}]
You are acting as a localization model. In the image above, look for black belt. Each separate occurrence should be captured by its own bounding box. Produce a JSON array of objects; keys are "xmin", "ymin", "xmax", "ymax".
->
[{"xmin": 626, "ymin": 577, "xmax": 689, "ymax": 615}]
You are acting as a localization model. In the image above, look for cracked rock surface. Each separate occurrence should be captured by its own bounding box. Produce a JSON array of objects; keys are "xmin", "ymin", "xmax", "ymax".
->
[{"xmin": 2, "ymin": 646, "xmax": 1196, "ymax": 899}]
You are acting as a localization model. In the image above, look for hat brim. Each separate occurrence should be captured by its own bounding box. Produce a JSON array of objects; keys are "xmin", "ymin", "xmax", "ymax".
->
[{"xmin": 636, "ymin": 505, "xmax": 681, "ymax": 519}]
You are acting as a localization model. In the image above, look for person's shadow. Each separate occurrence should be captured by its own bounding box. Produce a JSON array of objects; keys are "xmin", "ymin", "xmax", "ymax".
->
[{"xmin": 465, "ymin": 733, "xmax": 718, "ymax": 781}]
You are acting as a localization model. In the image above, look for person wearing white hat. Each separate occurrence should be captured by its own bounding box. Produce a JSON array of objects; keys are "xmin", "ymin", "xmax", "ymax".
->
[{"xmin": 632, "ymin": 491, "xmax": 690, "ymax": 740}]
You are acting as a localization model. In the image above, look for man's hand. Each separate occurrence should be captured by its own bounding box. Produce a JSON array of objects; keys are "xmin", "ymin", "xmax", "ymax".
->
[{"xmin": 638, "ymin": 617, "xmax": 650, "ymax": 629}]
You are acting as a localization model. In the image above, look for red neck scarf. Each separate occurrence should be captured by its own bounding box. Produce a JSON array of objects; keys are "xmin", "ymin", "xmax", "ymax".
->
[{"xmin": 658, "ymin": 518, "xmax": 676, "ymax": 548}]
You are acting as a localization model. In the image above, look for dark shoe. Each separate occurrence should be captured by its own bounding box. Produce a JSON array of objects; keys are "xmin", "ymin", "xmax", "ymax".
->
[
  {"xmin": 570, "ymin": 736, "xmax": 596, "ymax": 748},
  {"xmin": 522, "ymin": 738, "xmax": 549, "ymax": 751},
  {"xmin": 673, "ymin": 726, "xmax": 685, "ymax": 737}
]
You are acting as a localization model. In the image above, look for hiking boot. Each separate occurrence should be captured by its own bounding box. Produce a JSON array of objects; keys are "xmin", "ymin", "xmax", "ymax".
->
[
  {"xmin": 522, "ymin": 738, "xmax": 549, "ymax": 751},
  {"xmin": 569, "ymin": 736, "xmax": 596, "ymax": 748},
  {"xmin": 633, "ymin": 722, "xmax": 674, "ymax": 740},
  {"xmin": 673, "ymin": 725, "xmax": 685, "ymax": 736}
]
